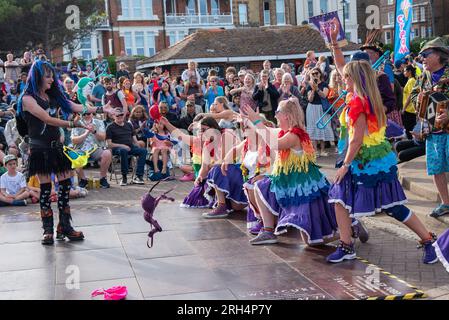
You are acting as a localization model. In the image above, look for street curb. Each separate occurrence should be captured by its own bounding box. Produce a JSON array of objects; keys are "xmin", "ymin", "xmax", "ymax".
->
[{"xmin": 398, "ymin": 173, "xmax": 440, "ymax": 203}]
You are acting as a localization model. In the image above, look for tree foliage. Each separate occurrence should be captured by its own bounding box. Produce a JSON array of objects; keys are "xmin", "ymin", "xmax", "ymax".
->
[{"xmin": 0, "ymin": 0, "xmax": 105, "ymax": 58}]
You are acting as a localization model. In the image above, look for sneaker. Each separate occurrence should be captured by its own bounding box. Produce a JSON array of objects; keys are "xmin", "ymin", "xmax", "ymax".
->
[
  {"xmin": 249, "ymin": 231, "xmax": 278, "ymax": 245},
  {"xmin": 132, "ymin": 176, "xmax": 145, "ymax": 185},
  {"xmin": 78, "ymin": 179, "xmax": 88, "ymax": 189},
  {"xmin": 99, "ymin": 177, "xmax": 110, "ymax": 189},
  {"xmin": 12, "ymin": 199, "xmax": 27, "ymax": 206},
  {"xmin": 249, "ymin": 221, "xmax": 263, "ymax": 235},
  {"xmin": 321, "ymin": 151, "xmax": 329, "ymax": 157},
  {"xmin": 179, "ymin": 173, "xmax": 195, "ymax": 182},
  {"xmin": 120, "ymin": 176, "xmax": 128, "ymax": 186},
  {"xmin": 202, "ymin": 204, "xmax": 229, "ymax": 219},
  {"xmin": 326, "ymin": 241, "xmax": 356, "ymax": 263},
  {"xmin": 78, "ymin": 188, "xmax": 88, "ymax": 197},
  {"xmin": 352, "ymin": 220, "xmax": 369, "ymax": 243},
  {"xmin": 430, "ymin": 204, "xmax": 449, "ymax": 218},
  {"xmin": 420, "ymin": 234, "xmax": 438, "ymax": 264}
]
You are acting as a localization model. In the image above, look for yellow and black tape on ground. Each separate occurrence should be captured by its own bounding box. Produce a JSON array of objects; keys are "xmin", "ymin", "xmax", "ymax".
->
[{"xmin": 356, "ymin": 257, "xmax": 427, "ymax": 300}]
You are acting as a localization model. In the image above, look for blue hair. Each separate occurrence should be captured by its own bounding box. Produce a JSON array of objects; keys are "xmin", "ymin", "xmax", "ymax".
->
[{"xmin": 18, "ymin": 60, "xmax": 72, "ymax": 119}]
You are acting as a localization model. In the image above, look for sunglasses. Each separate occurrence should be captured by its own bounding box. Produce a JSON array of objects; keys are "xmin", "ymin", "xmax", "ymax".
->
[
  {"xmin": 116, "ymin": 114, "xmax": 125, "ymax": 117},
  {"xmin": 420, "ymin": 50, "xmax": 434, "ymax": 58},
  {"xmin": 83, "ymin": 113, "xmax": 93, "ymax": 116},
  {"xmin": 311, "ymin": 72, "xmax": 320, "ymax": 76}
]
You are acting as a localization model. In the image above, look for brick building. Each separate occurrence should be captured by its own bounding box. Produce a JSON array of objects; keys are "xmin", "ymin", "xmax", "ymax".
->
[
  {"xmin": 434, "ymin": 0, "xmax": 449, "ymax": 36},
  {"xmin": 62, "ymin": 0, "xmax": 299, "ymax": 63},
  {"xmin": 380, "ymin": 0, "xmax": 434, "ymax": 46}
]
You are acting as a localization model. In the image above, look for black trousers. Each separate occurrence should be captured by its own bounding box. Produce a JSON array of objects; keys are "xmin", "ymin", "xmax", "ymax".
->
[
  {"xmin": 394, "ymin": 139, "xmax": 426, "ymax": 164},
  {"xmin": 401, "ymin": 111, "xmax": 417, "ymax": 140}
]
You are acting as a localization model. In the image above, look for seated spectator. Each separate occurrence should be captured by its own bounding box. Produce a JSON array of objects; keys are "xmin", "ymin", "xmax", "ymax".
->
[
  {"xmin": 157, "ymin": 80, "xmax": 178, "ymax": 115},
  {"xmin": 106, "ymin": 108, "xmax": 147, "ymax": 186},
  {"xmin": 181, "ymin": 60, "xmax": 201, "ymax": 85},
  {"xmin": 178, "ymin": 101, "xmax": 197, "ymax": 132},
  {"xmin": 0, "ymin": 130, "xmax": 7, "ymax": 163},
  {"xmin": 158, "ymin": 101, "xmax": 178, "ymax": 125},
  {"xmin": 230, "ymin": 94, "xmax": 241, "ymax": 112},
  {"xmin": 204, "ymin": 76, "xmax": 225, "ymax": 112},
  {"xmin": 4, "ymin": 104, "xmax": 20, "ymax": 157},
  {"xmin": 63, "ymin": 77, "xmax": 79, "ymax": 104},
  {"xmin": 0, "ymin": 155, "xmax": 28, "ymax": 206},
  {"xmin": 71, "ymin": 112, "xmax": 112, "ymax": 189},
  {"xmin": 102, "ymin": 77, "xmax": 128, "ymax": 115},
  {"xmin": 28, "ymin": 174, "xmax": 88, "ymax": 204},
  {"xmin": 128, "ymin": 105, "xmax": 149, "ymax": 148},
  {"xmin": 116, "ymin": 62, "xmax": 130, "ymax": 80},
  {"xmin": 394, "ymin": 139, "xmax": 426, "ymax": 164}
]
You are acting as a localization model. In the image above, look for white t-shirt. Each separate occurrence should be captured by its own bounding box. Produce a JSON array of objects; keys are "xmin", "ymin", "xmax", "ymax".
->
[{"xmin": 0, "ymin": 171, "xmax": 26, "ymax": 196}]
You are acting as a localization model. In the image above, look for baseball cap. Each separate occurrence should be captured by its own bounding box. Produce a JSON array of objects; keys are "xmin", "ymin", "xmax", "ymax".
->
[
  {"xmin": 350, "ymin": 51, "xmax": 370, "ymax": 62},
  {"xmin": 3, "ymin": 154, "xmax": 17, "ymax": 166}
]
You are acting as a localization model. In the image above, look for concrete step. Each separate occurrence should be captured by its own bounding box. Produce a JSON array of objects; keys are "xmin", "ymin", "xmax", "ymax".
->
[{"xmin": 398, "ymin": 156, "xmax": 449, "ymax": 203}]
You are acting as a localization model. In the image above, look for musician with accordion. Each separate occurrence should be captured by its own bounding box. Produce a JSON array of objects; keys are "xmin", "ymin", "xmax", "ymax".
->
[{"xmin": 410, "ymin": 37, "xmax": 449, "ymax": 218}]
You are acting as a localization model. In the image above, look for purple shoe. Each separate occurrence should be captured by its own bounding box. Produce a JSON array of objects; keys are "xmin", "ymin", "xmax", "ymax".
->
[
  {"xmin": 326, "ymin": 241, "xmax": 356, "ymax": 263},
  {"xmin": 249, "ymin": 221, "xmax": 263, "ymax": 235},
  {"xmin": 202, "ymin": 204, "xmax": 229, "ymax": 219}
]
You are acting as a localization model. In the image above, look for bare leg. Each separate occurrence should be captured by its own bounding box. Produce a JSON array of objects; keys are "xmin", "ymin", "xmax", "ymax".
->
[
  {"xmin": 161, "ymin": 149, "xmax": 168, "ymax": 174},
  {"xmin": 152, "ymin": 149, "xmax": 160, "ymax": 172},
  {"xmin": 215, "ymin": 188, "xmax": 226, "ymax": 205},
  {"xmin": 335, "ymin": 203, "xmax": 352, "ymax": 244},
  {"xmin": 180, "ymin": 165, "xmax": 193, "ymax": 174},
  {"xmin": 403, "ymin": 213, "xmax": 433, "ymax": 241},
  {"xmin": 100, "ymin": 150, "xmax": 112, "ymax": 178},
  {"xmin": 230, "ymin": 200, "xmax": 247, "ymax": 211},
  {"xmin": 245, "ymin": 188, "xmax": 260, "ymax": 217},
  {"xmin": 254, "ymin": 188, "xmax": 275, "ymax": 228},
  {"xmin": 433, "ymin": 173, "xmax": 449, "ymax": 205},
  {"xmin": 14, "ymin": 191, "xmax": 30, "ymax": 200}
]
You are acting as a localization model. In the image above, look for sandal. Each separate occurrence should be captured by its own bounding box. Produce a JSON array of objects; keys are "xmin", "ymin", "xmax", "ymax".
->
[{"xmin": 430, "ymin": 204, "xmax": 449, "ymax": 218}]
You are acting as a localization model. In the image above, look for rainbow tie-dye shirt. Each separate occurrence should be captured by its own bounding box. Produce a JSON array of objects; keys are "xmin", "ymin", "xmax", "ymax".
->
[{"xmin": 269, "ymin": 127, "xmax": 329, "ymax": 207}]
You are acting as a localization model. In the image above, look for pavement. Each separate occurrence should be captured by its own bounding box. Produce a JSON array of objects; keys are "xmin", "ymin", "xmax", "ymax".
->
[{"xmin": 1, "ymin": 154, "xmax": 449, "ymax": 300}]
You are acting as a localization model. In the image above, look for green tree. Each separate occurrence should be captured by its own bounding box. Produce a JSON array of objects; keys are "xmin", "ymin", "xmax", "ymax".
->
[{"xmin": 0, "ymin": 0, "xmax": 104, "ymax": 59}]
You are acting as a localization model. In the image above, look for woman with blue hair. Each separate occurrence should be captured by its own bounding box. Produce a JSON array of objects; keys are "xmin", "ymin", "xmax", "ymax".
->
[{"xmin": 18, "ymin": 60, "xmax": 111, "ymax": 245}]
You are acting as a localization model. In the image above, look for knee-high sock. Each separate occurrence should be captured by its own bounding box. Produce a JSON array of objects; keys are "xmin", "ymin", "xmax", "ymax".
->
[
  {"xmin": 39, "ymin": 183, "xmax": 52, "ymax": 210},
  {"xmin": 57, "ymin": 179, "xmax": 72, "ymax": 212}
]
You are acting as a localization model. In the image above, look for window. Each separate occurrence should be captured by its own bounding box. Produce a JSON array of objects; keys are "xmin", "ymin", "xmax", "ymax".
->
[
  {"xmin": 412, "ymin": 8, "xmax": 418, "ymax": 22},
  {"xmin": 345, "ymin": 32, "xmax": 351, "ymax": 41},
  {"xmin": 186, "ymin": 0, "xmax": 196, "ymax": 15},
  {"xmin": 132, "ymin": 0, "xmax": 142, "ymax": 17},
  {"xmin": 264, "ymin": 2, "xmax": 270, "ymax": 25},
  {"xmin": 387, "ymin": 0, "xmax": 394, "ymax": 5},
  {"xmin": 388, "ymin": 12, "xmax": 394, "ymax": 25},
  {"xmin": 421, "ymin": 26, "xmax": 427, "ymax": 39},
  {"xmin": 420, "ymin": 6, "xmax": 425, "ymax": 22},
  {"xmin": 385, "ymin": 31, "xmax": 392, "ymax": 44},
  {"xmin": 199, "ymin": 0, "xmax": 207, "ymax": 15},
  {"xmin": 320, "ymin": 0, "xmax": 328, "ymax": 14},
  {"xmin": 413, "ymin": 28, "xmax": 419, "ymax": 39},
  {"xmin": 307, "ymin": 0, "xmax": 314, "ymax": 18},
  {"xmin": 276, "ymin": 0, "xmax": 285, "ymax": 25},
  {"xmin": 147, "ymin": 32, "xmax": 156, "ymax": 56},
  {"xmin": 169, "ymin": 32, "xmax": 176, "ymax": 46},
  {"xmin": 121, "ymin": 0, "xmax": 154, "ymax": 19},
  {"xmin": 121, "ymin": 0, "xmax": 129, "ymax": 17},
  {"xmin": 211, "ymin": 0, "xmax": 219, "ymax": 15},
  {"xmin": 145, "ymin": 0, "xmax": 153, "ymax": 17},
  {"xmin": 135, "ymin": 31, "xmax": 145, "ymax": 55},
  {"xmin": 238, "ymin": 4, "xmax": 248, "ymax": 25},
  {"xmin": 124, "ymin": 32, "xmax": 132, "ymax": 56},
  {"xmin": 344, "ymin": 1, "xmax": 350, "ymax": 20},
  {"xmin": 80, "ymin": 37, "xmax": 92, "ymax": 60}
]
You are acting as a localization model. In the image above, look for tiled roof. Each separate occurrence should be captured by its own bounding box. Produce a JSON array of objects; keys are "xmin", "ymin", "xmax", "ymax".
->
[{"xmin": 137, "ymin": 25, "xmax": 360, "ymax": 66}]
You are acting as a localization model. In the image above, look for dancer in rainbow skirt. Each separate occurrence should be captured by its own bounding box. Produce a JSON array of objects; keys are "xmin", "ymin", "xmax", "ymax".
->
[
  {"xmin": 241, "ymin": 98, "xmax": 338, "ymax": 245},
  {"xmin": 326, "ymin": 60, "xmax": 438, "ymax": 264}
]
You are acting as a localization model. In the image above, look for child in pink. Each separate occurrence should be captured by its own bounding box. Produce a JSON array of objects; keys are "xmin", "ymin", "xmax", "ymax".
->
[{"xmin": 150, "ymin": 122, "xmax": 172, "ymax": 176}]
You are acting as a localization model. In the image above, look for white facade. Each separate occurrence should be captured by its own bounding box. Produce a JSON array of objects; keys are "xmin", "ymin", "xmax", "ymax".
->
[
  {"xmin": 63, "ymin": 32, "xmax": 104, "ymax": 62},
  {"xmin": 295, "ymin": 0, "xmax": 359, "ymax": 43}
]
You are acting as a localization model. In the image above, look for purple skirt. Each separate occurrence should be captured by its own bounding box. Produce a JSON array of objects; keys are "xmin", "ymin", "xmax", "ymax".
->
[
  {"xmin": 328, "ymin": 171, "xmax": 407, "ymax": 218},
  {"xmin": 181, "ymin": 181, "xmax": 214, "ymax": 209},
  {"xmin": 434, "ymin": 229, "xmax": 449, "ymax": 273},
  {"xmin": 206, "ymin": 165, "xmax": 248, "ymax": 205},
  {"xmin": 255, "ymin": 177, "xmax": 338, "ymax": 244}
]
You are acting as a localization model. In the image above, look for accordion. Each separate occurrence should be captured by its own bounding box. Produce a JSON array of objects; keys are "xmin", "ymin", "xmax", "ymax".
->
[{"xmin": 417, "ymin": 91, "xmax": 449, "ymax": 131}]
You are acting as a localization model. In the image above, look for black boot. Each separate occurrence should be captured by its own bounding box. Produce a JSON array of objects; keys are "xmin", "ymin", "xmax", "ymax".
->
[
  {"xmin": 56, "ymin": 207, "xmax": 84, "ymax": 241},
  {"xmin": 41, "ymin": 208, "xmax": 54, "ymax": 245}
]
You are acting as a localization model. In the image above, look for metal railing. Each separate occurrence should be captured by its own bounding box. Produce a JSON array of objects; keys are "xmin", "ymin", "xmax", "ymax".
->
[{"xmin": 165, "ymin": 13, "xmax": 233, "ymax": 26}]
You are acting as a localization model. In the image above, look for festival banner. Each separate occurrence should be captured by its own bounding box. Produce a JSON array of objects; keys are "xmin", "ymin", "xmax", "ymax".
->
[
  {"xmin": 393, "ymin": 0, "xmax": 413, "ymax": 62},
  {"xmin": 309, "ymin": 11, "xmax": 348, "ymax": 48}
]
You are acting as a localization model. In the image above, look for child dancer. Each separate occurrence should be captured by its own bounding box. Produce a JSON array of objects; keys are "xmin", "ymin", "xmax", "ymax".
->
[
  {"xmin": 241, "ymin": 98, "xmax": 338, "ymax": 245},
  {"xmin": 434, "ymin": 230, "xmax": 449, "ymax": 273},
  {"xmin": 327, "ymin": 60, "xmax": 438, "ymax": 264},
  {"xmin": 160, "ymin": 117, "xmax": 216, "ymax": 209}
]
